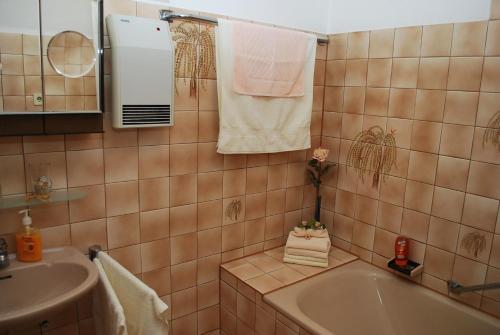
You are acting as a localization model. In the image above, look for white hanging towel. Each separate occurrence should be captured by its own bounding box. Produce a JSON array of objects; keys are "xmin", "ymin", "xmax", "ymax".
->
[
  {"xmin": 215, "ymin": 18, "xmax": 317, "ymax": 154},
  {"xmin": 93, "ymin": 258, "xmax": 128, "ymax": 335},
  {"xmin": 97, "ymin": 252, "xmax": 169, "ymax": 335}
]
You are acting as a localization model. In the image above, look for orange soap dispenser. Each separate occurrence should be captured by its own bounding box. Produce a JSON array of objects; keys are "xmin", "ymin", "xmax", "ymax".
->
[{"xmin": 16, "ymin": 209, "xmax": 42, "ymax": 262}]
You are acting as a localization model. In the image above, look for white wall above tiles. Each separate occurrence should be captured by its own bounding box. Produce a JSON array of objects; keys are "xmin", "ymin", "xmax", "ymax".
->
[
  {"xmin": 1, "ymin": 0, "xmax": 493, "ymax": 36},
  {"xmin": 326, "ymin": 0, "xmax": 492, "ymax": 34},
  {"xmin": 139, "ymin": 0, "xmax": 492, "ymax": 34},
  {"xmin": 155, "ymin": 0, "xmax": 329, "ymax": 34}
]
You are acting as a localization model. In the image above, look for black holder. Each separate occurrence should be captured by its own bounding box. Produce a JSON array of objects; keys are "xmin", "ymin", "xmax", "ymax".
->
[
  {"xmin": 89, "ymin": 245, "xmax": 102, "ymax": 261},
  {"xmin": 387, "ymin": 258, "xmax": 423, "ymax": 277}
]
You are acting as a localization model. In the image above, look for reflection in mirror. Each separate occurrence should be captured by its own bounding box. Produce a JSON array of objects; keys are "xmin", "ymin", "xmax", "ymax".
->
[
  {"xmin": 0, "ymin": 0, "xmax": 42, "ymax": 112},
  {"xmin": 41, "ymin": 0, "xmax": 101, "ymax": 112},
  {"xmin": 47, "ymin": 31, "xmax": 96, "ymax": 78}
]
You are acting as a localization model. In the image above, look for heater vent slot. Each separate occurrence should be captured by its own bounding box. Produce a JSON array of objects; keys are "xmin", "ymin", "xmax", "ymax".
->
[{"xmin": 122, "ymin": 105, "xmax": 171, "ymax": 125}]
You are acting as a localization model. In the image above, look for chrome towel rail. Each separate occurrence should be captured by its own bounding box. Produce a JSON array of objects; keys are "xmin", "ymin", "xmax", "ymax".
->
[{"xmin": 159, "ymin": 9, "xmax": 329, "ymax": 44}]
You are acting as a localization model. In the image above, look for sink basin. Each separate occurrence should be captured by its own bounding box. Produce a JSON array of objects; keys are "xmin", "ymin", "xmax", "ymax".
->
[{"xmin": 0, "ymin": 247, "xmax": 98, "ymax": 328}]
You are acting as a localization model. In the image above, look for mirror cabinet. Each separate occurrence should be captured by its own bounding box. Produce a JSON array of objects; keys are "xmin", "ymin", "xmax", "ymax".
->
[{"xmin": 0, "ymin": 0, "xmax": 103, "ymax": 135}]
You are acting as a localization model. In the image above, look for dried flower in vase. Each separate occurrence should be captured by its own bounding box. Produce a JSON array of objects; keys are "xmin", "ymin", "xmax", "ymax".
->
[
  {"xmin": 307, "ymin": 147, "xmax": 335, "ymax": 222},
  {"xmin": 171, "ymin": 21, "xmax": 215, "ymax": 96},
  {"xmin": 482, "ymin": 110, "xmax": 500, "ymax": 151},
  {"xmin": 225, "ymin": 199, "xmax": 242, "ymax": 221},
  {"xmin": 461, "ymin": 231, "xmax": 486, "ymax": 258},
  {"xmin": 346, "ymin": 126, "xmax": 397, "ymax": 188}
]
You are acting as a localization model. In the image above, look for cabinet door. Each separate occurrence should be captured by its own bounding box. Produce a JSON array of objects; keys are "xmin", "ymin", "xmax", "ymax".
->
[
  {"xmin": 40, "ymin": 0, "xmax": 102, "ymax": 113},
  {"xmin": 0, "ymin": 0, "xmax": 43, "ymax": 114}
]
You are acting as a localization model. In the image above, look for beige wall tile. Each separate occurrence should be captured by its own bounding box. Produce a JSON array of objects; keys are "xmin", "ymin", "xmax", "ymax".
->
[
  {"xmin": 138, "ymin": 145, "xmax": 169, "ymax": 179},
  {"xmin": 0, "ymin": 32, "xmax": 23, "ymax": 54},
  {"xmin": 417, "ymin": 58, "xmax": 449, "ymax": 90},
  {"xmin": 410, "ymin": 120, "xmax": 442, "ymax": 153},
  {"xmin": 443, "ymin": 91, "xmax": 479, "ymax": 125},
  {"xmin": 325, "ymin": 60, "xmax": 346, "ymax": 86},
  {"xmin": 365, "ymin": 87, "xmax": 389, "ymax": 116},
  {"xmin": 421, "ymin": 24, "xmax": 453, "ymax": 57},
  {"xmin": 68, "ymin": 185, "xmax": 106, "ymax": 223},
  {"xmin": 367, "ymin": 59, "xmax": 392, "ymax": 88},
  {"xmin": 393, "ymin": 26, "xmax": 422, "ymax": 57},
  {"xmin": 462, "ymin": 194, "xmax": 499, "ymax": 232},
  {"xmin": 387, "ymin": 88, "xmax": 416, "ymax": 119},
  {"xmin": 414, "ymin": 89, "xmax": 446, "ymax": 122},
  {"xmin": 427, "ymin": 216, "xmax": 460, "ymax": 252},
  {"xmin": 425, "ymin": 245, "xmax": 455, "ymax": 280},
  {"xmin": 344, "ymin": 59, "xmax": 368, "ymax": 86},
  {"xmin": 324, "ymin": 87, "xmax": 344, "ymax": 112},
  {"xmin": 391, "ymin": 58, "xmax": 419, "ymax": 88},
  {"xmin": 170, "ymin": 111, "xmax": 198, "ymax": 144},
  {"xmin": 66, "ymin": 149, "xmax": 104, "ymax": 187},
  {"xmin": 0, "ymin": 155, "xmax": 25, "ymax": 195},
  {"xmin": 347, "ymin": 31, "xmax": 369, "ymax": 59},
  {"xmin": 447, "ymin": 57, "xmax": 483, "ymax": 91},
  {"xmin": 435, "ymin": 156, "xmax": 470, "ymax": 191},
  {"xmin": 369, "ymin": 28, "xmax": 394, "ymax": 58},
  {"xmin": 439, "ymin": 124, "xmax": 474, "ymax": 159},
  {"xmin": 170, "ymin": 143, "xmax": 197, "ymax": 175},
  {"xmin": 431, "ymin": 186, "xmax": 465, "ymax": 222},
  {"xmin": 70, "ymin": 218, "xmax": 107, "ymax": 253},
  {"xmin": 467, "ymin": 161, "xmax": 500, "ymax": 199},
  {"xmin": 107, "ymin": 213, "xmax": 140, "ymax": 249},
  {"xmin": 140, "ymin": 208, "xmax": 169, "ymax": 242},
  {"xmin": 481, "ymin": 57, "xmax": 500, "ymax": 92},
  {"xmin": 404, "ymin": 180, "xmax": 434, "ymax": 214},
  {"xmin": 457, "ymin": 225, "xmax": 493, "ymax": 263},
  {"xmin": 407, "ymin": 151, "xmax": 438, "ymax": 184},
  {"xmin": 376, "ymin": 201, "xmax": 403, "ymax": 233},
  {"xmin": 104, "ymin": 147, "xmax": 138, "ymax": 183},
  {"xmin": 451, "ymin": 21, "xmax": 488, "ymax": 56},
  {"xmin": 327, "ymin": 33, "xmax": 347, "ymax": 60},
  {"xmin": 105, "ymin": 181, "xmax": 139, "ymax": 217}
]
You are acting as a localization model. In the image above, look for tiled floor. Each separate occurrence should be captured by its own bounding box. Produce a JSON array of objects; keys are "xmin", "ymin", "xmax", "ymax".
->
[{"xmin": 221, "ymin": 246, "xmax": 358, "ymax": 294}]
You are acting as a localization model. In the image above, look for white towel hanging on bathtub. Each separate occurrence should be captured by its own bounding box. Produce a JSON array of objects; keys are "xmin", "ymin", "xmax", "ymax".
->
[{"xmin": 215, "ymin": 19, "xmax": 317, "ymax": 154}]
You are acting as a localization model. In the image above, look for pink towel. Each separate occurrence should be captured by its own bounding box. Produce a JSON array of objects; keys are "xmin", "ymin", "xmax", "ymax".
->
[{"xmin": 232, "ymin": 21, "xmax": 309, "ymax": 97}]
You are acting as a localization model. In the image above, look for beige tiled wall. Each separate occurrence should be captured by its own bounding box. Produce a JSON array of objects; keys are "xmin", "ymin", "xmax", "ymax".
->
[
  {"xmin": 0, "ymin": 1, "xmax": 326, "ymax": 334},
  {"xmin": 320, "ymin": 5, "xmax": 500, "ymax": 317},
  {"xmin": 0, "ymin": 31, "xmax": 97, "ymax": 112}
]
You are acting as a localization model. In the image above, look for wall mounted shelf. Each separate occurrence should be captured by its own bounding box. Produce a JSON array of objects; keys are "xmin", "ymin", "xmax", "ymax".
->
[{"xmin": 0, "ymin": 189, "xmax": 87, "ymax": 210}]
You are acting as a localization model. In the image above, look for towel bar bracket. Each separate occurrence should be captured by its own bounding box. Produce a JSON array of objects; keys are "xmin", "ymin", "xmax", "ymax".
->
[{"xmin": 89, "ymin": 245, "xmax": 102, "ymax": 261}]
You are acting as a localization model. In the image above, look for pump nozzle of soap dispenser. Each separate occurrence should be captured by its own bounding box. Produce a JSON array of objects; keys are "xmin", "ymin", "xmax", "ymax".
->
[{"xmin": 18, "ymin": 209, "xmax": 32, "ymax": 228}]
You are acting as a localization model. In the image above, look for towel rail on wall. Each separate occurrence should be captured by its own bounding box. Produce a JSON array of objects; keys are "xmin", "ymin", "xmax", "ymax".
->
[
  {"xmin": 89, "ymin": 245, "xmax": 102, "ymax": 261},
  {"xmin": 159, "ymin": 9, "xmax": 329, "ymax": 44}
]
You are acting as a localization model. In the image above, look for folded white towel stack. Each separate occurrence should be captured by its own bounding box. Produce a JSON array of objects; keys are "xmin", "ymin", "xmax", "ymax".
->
[{"xmin": 284, "ymin": 229, "xmax": 331, "ymax": 268}]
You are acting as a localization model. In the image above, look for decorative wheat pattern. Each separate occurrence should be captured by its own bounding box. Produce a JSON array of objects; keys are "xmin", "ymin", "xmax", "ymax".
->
[
  {"xmin": 225, "ymin": 199, "xmax": 242, "ymax": 221},
  {"xmin": 171, "ymin": 21, "xmax": 216, "ymax": 96},
  {"xmin": 482, "ymin": 110, "xmax": 500, "ymax": 151},
  {"xmin": 461, "ymin": 232, "xmax": 486, "ymax": 258},
  {"xmin": 346, "ymin": 126, "xmax": 397, "ymax": 188}
]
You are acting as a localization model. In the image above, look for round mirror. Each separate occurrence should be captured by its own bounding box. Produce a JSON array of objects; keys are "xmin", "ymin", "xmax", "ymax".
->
[{"xmin": 47, "ymin": 31, "xmax": 96, "ymax": 78}]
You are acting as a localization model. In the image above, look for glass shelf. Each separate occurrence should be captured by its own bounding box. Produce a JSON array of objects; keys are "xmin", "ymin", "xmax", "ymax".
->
[{"xmin": 0, "ymin": 189, "xmax": 87, "ymax": 210}]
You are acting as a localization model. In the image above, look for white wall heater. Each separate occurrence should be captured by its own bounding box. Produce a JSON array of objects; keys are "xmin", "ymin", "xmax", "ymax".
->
[{"xmin": 106, "ymin": 15, "xmax": 174, "ymax": 128}]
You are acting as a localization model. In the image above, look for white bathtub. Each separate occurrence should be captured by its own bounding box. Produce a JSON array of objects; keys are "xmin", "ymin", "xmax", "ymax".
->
[{"xmin": 265, "ymin": 260, "xmax": 500, "ymax": 335}]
